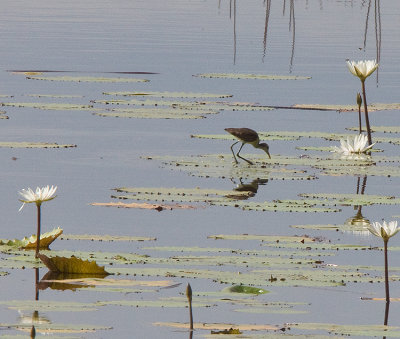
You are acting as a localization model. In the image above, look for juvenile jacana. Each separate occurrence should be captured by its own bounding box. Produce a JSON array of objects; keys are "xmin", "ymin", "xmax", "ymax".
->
[{"xmin": 225, "ymin": 128, "xmax": 271, "ymax": 165}]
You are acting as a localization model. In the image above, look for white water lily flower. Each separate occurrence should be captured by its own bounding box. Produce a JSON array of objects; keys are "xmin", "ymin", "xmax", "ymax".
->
[
  {"xmin": 347, "ymin": 59, "xmax": 378, "ymax": 81},
  {"xmin": 332, "ymin": 134, "xmax": 375, "ymax": 155},
  {"xmin": 19, "ymin": 185, "xmax": 57, "ymax": 211},
  {"xmin": 368, "ymin": 221, "xmax": 400, "ymax": 241}
]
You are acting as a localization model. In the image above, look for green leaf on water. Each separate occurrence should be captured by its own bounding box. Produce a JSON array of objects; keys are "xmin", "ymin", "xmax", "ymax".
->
[
  {"xmin": 292, "ymin": 322, "xmax": 400, "ymax": 337},
  {"xmin": 95, "ymin": 98, "xmax": 274, "ymax": 112},
  {"xmin": 38, "ymin": 254, "xmax": 110, "ymax": 275},
  {"xmin": 194, "ymin": 73, "xmax": 311, "ymax": 80},
  {"xmin": 26, "ymin": 75, "xmax": 149, "ymax": 82},
  {"xmin": 292, "ymin": 102, "xmax": 400, "ymax": 112},
  {"xmin": 0, "ymin": 142, "xmax": 77, "ymax": 148},
  {"xmin": 111, "ymin": 186, "xmax": 338, "ymax": 212},
  {"xmin": 0, "ymin": 299, "xmax": 98, "ymax": 312},
  {"xmin": 60, "ymin": 234, "xmax": 156, "ymax": 242},
  {"xmin": 347, "ymin": 125, "xmax": 400, "ymax": 134},
  {"xmin": 103, "ymin": 91, "xmax": 233, "ymax": 98},
  {"xmin": 93, "ymin": 107, "xmax": 215, "ymax": 119},
  {"xmin": 0, "ymin": 227, "xmax": 63, "ymax": 249},
  {"xmin": 224, "ymin": 285, "xmax": 268, "ymax": 295},
  {"xmin": 2, "ymin": 102, "xmax": 93, "ymax": 110}
]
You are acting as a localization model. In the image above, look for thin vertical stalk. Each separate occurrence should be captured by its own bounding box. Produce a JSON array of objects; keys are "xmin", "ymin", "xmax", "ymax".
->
[
  {"xmin": 35, "ymin": 204, "xmax": 41, "ymax": 258},
  {"xmin": 186, "ymin": 283, "xmax": 193, "ymax": 331},
  {"xmin": 361, "ymin": 80, "xmax": 373, "ymax": 145},
  {"xmin": 384, "ymin": 239, "xmax": 390, "ymax": 303}
]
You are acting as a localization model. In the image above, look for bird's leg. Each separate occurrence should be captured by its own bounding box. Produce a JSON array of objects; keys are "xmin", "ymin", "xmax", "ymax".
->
[
  {"xmin": 230, "ymin": 141, "xmax": 239, "ymax": 163},
  {"xmin": 236, "ymin": 143, "xmax": 254, "ymax": 165}
]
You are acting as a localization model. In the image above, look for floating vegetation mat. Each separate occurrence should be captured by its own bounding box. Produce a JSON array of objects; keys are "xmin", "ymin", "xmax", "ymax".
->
[
  {"xmin": 143, "ymin": 153, "xmax": 400, "ymax": 180},
  {"xmin": 1, "ymin": 231, "xmax": 399, "ymax": 337},
  {"xmin": 109, "ymin": 186, "xmax": 339, "ymax": 212}
]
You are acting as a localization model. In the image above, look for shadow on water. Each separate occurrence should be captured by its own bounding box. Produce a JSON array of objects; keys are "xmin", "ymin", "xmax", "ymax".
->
[{"xmin": 231, "ymin": 178, "xmax": 268, "ymax": 200}]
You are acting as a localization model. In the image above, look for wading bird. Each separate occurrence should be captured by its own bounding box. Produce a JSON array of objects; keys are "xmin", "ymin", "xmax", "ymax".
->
[{"xmin": 225, "ymin": 128, "xmax": 271, "ymax": 165}]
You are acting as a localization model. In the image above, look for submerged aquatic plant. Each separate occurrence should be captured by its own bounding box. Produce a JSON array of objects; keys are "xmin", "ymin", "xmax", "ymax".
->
[
  {"xmin": 332, "ymin": 134, "xmax": 375, "ymax": 155},
  {"xmin": 346, "ymin": 59, "xmax": 379, "ymax": 146},
  {"xmin": 367, "ymin": 220, "xmax": 400, "ymax": 302},
  {"xmin": 18, "ymin": 185, "xmax": 57, "ymax": 258}
]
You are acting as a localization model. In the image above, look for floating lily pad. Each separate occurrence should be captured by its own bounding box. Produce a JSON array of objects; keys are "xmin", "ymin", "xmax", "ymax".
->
[
  {"xmin": 347, "ymin": 125, "xmax": 400, "ymax": 134},
  {"xmin": 2, "ymin": 102, "xmax": 92, "ymax": 110},
  {"xmin": 292, "ymin": 322, "xmax": 400, "ymax": 337},
  {"xmin": 194, "ymin": 73, "xmax": 311, "ymax": 80},
  {"xmin": 91, "ymin": 201, "xmax": 198, "ymax": 210},
  {"xmin": 223, "ymin": 285, "xmax": 268, "ymax": 295},
  {"xmin": 94, "ymin": 98, "xmax": 274, "ymax": 112},
  {"xmin": 93, "ymin": 107, "xmax": 215, "ymax": 119},
  {"xmin": 299, "ymin": 192, "xmax": 400, "ymax": 206},
  {"xmin": 38, "ymin": 254, "xmax": 110, "ymax": 275},
  {"xmin": 292, "ymin": 102, "xmax": 400, "ymax": 112},
  {"xmin": 0, "ymin": 142, "xmax": 77, "ymax": 148},
  {"xmin": 26, "ymin": 75, "xmax": 149, "ymax": 82},
  {"xmin": 60, "ymin": 234, "xmax": 156, "ymax": 242},
  {"xmin": 103, "ymin": 91, "xmax": 232, "ymax": 98},
  {"xmin": 154, "ymin": 321, "xmax": 280, "ymax": 331},
  {"xmin": 0, "ymin": 300, "xmax": 97, "ymax": 312},
  {"xmin": 0, "ymin": 227, "xmax": 63, "ymax": 249},
  {"xmin": 110, "ymin": 186, "xmax": 338, "ymax": 212}
]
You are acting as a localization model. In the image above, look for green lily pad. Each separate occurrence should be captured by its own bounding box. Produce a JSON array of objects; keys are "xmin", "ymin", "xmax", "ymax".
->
[
  {"xmin": 26, "ymin": 75, "xmax": 149, "ymax": 82},
  {"xmin": 0, "ymin": 300, "xmax": 98, "ymax": 312},
  {"xmin": 194, "ymin": 73, "xmax": 311, "ymax": 80},
  {"xmin": 93, "ymin": 107, "xmax": 216, "ymax": 119},
  {"xmin": 38, "ymin": 254, "xmax": 110, "ymax": 275},
  {"xmin": 103, "ymin": 91, "xmax": 232, "ymax": 98},
  {"xmin": 292, "ymin": 102, "xmax": 400, "ymax": 112},
  {"xmin": 95, "ymin": 98, "xmax": 274, "ymax": 112},
  {"xmin": 0, "ymin": 227, "xmax": 63, "ymax": 249},
  {"xmin": 60, "ymin": 234, "xmax": 156, "ymax": 242},
  {"xmin": 224, "ymin": 285, "xmax": 268, "ymax": 294},
  {"xmin": 2, "ymin": 102, "xmax": 92, "ymax": 110},
  {"xmin": 0, "ymin": 142, "xmax": 77, "ymax": 148},
  {"xmin": 111, "ymin": 186, "xmax": 338, "ymax": 212}
]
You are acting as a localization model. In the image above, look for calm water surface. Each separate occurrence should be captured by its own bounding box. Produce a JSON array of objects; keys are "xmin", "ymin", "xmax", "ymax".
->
[{"xmin": 1, "ymin": 1, "xmax": 400, "ymax": 338}]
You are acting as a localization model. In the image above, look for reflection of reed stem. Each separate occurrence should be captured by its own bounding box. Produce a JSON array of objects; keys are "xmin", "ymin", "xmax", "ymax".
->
[
  {"xmin": 361, "ymin": 81, "xmax": 373, "ymax": 145},
  {"xmin": 384, "ymin": 239, "xmax": 390, "ymax": 303},
  {"xmin": 35, "ymin": 204, "xmax": 41, "ymax": 259},
  {"xmin": 363, "ymin": 0, "xmax": 371, "ymax": 50}
]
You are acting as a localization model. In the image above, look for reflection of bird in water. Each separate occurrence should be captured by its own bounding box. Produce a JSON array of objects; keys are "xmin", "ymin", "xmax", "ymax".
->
[
  {"xmin": 230, "ymin": 178, "xmax": 268, "ymax": 200},
  {"xmin": 225, "ymin": 128, "xmax": 271, "ymax": 165}
]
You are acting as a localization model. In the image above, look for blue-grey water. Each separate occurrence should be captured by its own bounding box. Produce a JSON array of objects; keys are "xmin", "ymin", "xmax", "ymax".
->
[{"xmin": 1, "ymin": 0, "xmax": 400, "ymax": 338}]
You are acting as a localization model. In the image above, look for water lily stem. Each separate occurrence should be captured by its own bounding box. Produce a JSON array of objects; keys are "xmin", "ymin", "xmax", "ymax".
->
[
  {"xmin": 361, "ymin": 80, "xmax": 373, "ymax": 145},
  {"xmin": 384, "ymin": 239, "xmax": 390, "ymax": 303},
  {"xmin": 358, "ymin": 105, "xmax": 362, "ymax": 134},
  {"xmin": 35, "ymin": 203, "xmax": 41, "ymax": 258},
  {"xmin": 186, "ymin": 283, "xmax": 194, "ymax": 330}
]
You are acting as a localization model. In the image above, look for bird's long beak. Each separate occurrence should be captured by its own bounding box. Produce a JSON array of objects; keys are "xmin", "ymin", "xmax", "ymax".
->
[{"xmin": 267, "ymin": 151, "xmax": 271, "ymax": 159}]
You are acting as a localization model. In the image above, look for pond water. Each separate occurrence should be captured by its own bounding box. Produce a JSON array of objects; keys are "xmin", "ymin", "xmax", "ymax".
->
[{"xmin": 1, "ymin": 0, "xmax": 400, "ymax": 338}]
